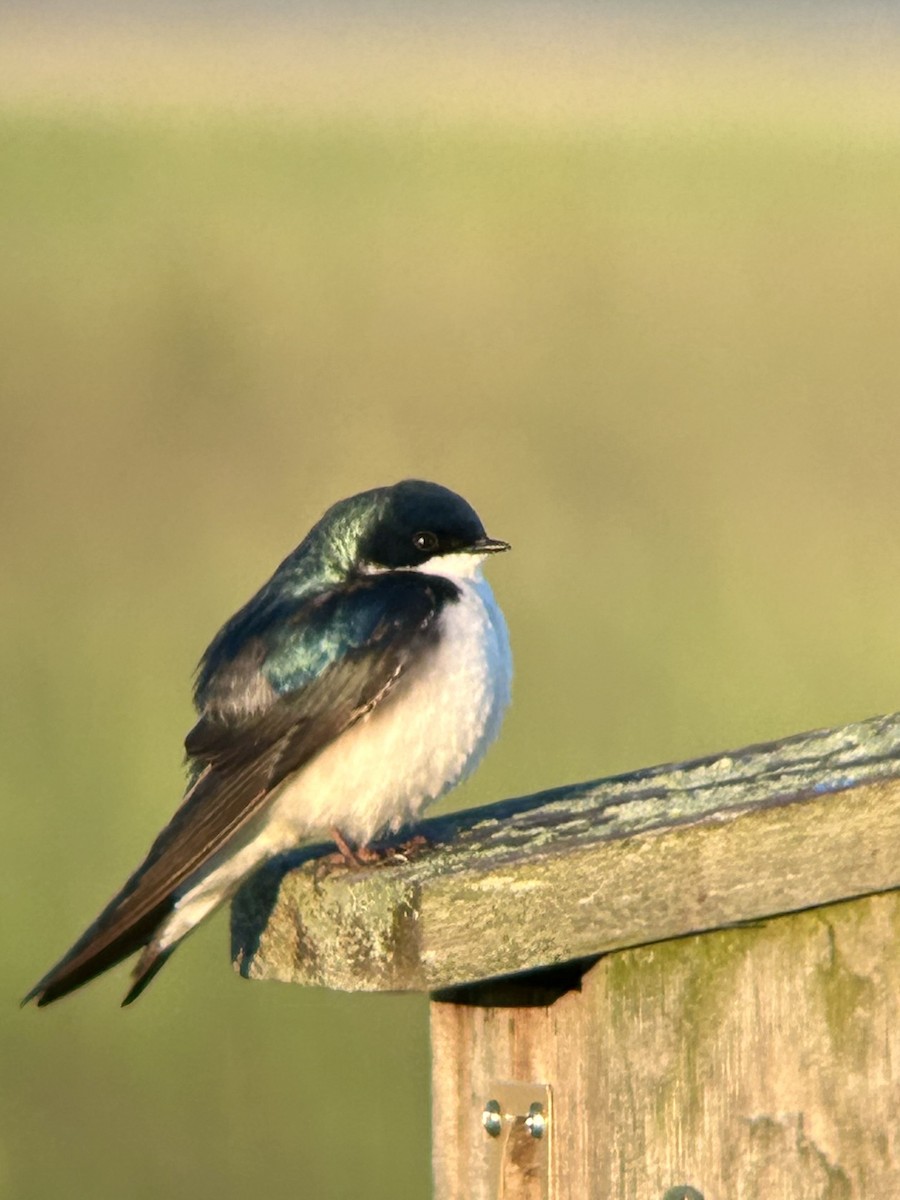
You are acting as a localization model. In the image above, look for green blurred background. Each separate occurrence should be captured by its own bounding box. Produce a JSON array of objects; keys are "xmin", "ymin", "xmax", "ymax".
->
[{"xmin": 4, "ymin": 4, "xmax": 900, "ymax": 1197}]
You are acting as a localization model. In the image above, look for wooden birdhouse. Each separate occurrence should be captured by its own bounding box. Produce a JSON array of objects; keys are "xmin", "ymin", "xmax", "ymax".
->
[{"xmin": 232, "ymin": 710, "xmax": 900, "ymax": 1199}]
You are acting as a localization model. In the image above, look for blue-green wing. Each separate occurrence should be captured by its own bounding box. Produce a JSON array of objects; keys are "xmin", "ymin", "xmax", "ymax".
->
[{"xmin": 25, "ymin": 572, "xmax": 457, "ymax": 1006}]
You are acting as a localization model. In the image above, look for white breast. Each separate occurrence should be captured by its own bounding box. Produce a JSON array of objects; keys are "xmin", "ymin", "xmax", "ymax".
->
[{"xmin": 266, "ymin": 559, "xmax": 512, "ymax": 846}]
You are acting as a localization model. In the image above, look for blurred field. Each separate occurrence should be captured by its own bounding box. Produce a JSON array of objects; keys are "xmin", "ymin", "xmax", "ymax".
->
[{"xmin": 4, "ymin": 8, "xmax": 900, "ymax": 1199}]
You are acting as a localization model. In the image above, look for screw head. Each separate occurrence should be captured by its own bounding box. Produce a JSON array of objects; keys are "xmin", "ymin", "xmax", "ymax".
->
[
  {"xmin": 525, "ymin": 1102, "xmax": 546, "ymax": 1139},
  {"xmin": 482, "ymin": 1099, "xmax": 502, "ymax": 1137}
]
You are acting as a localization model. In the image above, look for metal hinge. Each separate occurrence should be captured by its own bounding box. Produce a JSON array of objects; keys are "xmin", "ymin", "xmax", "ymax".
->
[{"xmin": 481, "ymin": 1081, "xmax": 552, "ymax": 1199}]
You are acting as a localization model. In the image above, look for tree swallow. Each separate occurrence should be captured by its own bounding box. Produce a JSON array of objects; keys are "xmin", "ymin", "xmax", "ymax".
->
[{"xmin": 25, "ymin": 480, "xmax": 511, "ymax": 1007}]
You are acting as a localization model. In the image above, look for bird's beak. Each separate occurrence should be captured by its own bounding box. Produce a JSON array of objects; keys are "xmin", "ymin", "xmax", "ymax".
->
[{"xmin": 469, "ymin": 535, "xmax": 511, "ymax": 554}]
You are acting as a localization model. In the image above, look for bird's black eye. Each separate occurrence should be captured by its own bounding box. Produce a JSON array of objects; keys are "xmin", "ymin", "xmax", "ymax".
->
[{"xmin": 412, "ymin": 530, "xmax": 439, "ymax": 553}]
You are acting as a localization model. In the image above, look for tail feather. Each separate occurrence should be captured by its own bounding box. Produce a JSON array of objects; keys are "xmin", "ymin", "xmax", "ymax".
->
[
  {"xmin": 121, "ymin": 943, "xmax": 175, "ymax": 1007},
  {"xmin": 23, "ymin": 899, "xmax": 175, "ymax": 1008}
]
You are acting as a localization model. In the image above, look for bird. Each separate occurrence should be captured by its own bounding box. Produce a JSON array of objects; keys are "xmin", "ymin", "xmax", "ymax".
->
[{"xmin": 24, "ymin": 479, "xmax": 512, "ymax": 1007}]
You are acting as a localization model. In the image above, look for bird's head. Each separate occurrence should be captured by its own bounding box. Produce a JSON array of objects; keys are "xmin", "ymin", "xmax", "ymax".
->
[{"xmin": 305, "ymin": 479, "xmax": 510, "ymax": 583}]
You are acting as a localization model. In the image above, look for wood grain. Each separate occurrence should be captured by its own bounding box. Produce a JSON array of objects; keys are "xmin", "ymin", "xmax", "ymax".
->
[{"xmin": 431, "ymin": 891, "xmax": 900, "ymax": 1200}]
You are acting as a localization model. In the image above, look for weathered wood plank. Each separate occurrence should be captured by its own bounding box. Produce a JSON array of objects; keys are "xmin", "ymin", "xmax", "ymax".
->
[
  {"xmin": 431, "ymin": 891, "xmax": 900, "ymax": 1200},
  {"xmin": 232, "ymin": 710, "xmax": 900, "ymax": 992}
]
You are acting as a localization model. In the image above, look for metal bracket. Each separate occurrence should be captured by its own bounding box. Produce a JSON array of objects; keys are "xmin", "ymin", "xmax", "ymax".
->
[{"xmin": 481, "ymin": 1081, "xmax": 552, "ymax": 1199}]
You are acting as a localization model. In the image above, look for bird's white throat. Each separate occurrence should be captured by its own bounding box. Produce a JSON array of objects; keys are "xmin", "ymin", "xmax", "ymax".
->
[{"xmin": 361, "ymin": 550, "xmax": 490, "ymax": 582}]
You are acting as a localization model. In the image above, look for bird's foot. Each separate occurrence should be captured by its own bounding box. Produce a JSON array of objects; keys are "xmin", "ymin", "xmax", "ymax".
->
[
  {"xmin": 318, "ymin": 828, "xmax": 431, "ymax": 874},
  {"xmin": 385, "ymin": 832, "xmax": 431, "ymax": 862},
  {"xmin": 327, "ymin": 828, "xmax": 386, "ymax": 869}
]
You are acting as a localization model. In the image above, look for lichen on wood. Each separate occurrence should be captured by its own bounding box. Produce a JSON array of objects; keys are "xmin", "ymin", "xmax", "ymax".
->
[{"xmin": 231, "ymin": 709, "xmax": 900, "ymax": 992}]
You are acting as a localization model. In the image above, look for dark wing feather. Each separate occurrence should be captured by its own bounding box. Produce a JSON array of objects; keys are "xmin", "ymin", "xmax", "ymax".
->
[{"xmin": 25, "ymin": 572, "xmax": 458, "ymax": 1006}]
